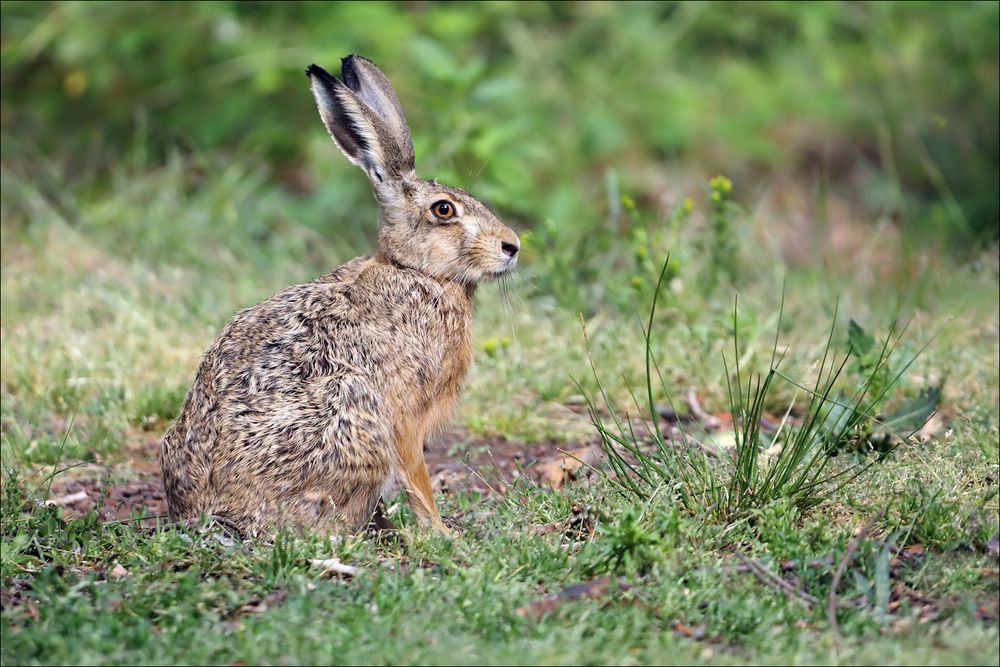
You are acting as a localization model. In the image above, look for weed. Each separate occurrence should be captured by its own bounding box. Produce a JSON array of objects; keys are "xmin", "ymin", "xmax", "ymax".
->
[{"xmin": 702, "ymin": 175, "xmax": 740, "ymax": 292}]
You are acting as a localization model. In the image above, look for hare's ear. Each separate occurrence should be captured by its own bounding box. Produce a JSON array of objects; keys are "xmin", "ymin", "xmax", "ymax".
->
[
  {"xmin": 340, "ymin": 55, "xmax": 414, "ymax": 170},
  {"xmin": 306, "ymin": 60, "xmax": 415, "ymax": 187}
]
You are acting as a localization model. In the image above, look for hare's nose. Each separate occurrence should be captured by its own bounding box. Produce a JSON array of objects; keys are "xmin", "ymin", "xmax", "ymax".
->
[{"xmin": 501, "ymin": 241, "xmax": 519, "ymax": 258}]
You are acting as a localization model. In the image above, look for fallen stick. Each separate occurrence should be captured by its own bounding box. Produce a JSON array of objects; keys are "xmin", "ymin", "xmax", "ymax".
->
[
  {"xmin": 734, "ymin": 552, "xmax": 818, "ymax": 608},
  {"xmin": 686, "ymin": 387, "xmax": 723, "ymax": 430},
  {"xmin": 43, "ymin": 490, "xmax": 89, "ymax": 507},
  {"xmin": 309, "ymin": 558, "xmax": 359, "ymax": 577}
]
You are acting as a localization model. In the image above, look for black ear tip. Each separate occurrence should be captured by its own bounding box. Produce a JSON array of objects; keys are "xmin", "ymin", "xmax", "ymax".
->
[
  {"xmin": 341, "ymin": 54, "xmax": 363, "ymax": 90},
  {"xmin": 305, "ymin": 63, "xmax": 331, "ymax": 79}
]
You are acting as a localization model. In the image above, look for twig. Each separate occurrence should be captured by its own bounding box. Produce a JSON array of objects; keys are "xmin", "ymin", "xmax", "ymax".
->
[
  {"xmin": 827, "ymin": 509, "xmax": 886, "ymax": 646},
  {"xmin": 459, "ymin": 459, "xmax": 506, "ymax": 498},
  {"xmin": 734, "ymin": 552, "xmax": 818, "ymax": 608},
  {"xmin": 43, "ymin": 490, "xmax": 88, "ymax": 507},
  {"xmin": 665, "ymin": 426, "xmax": 721, "ymax": 459},
  {"xmin": 686, "ymin": 387, "xmax": 723, "ymax": 430},
  {"xmin": 309, "ymin": 558, "xmax": 359, "ymax": 577}
]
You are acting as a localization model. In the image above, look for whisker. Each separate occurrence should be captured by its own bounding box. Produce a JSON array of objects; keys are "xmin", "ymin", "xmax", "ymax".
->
[
  {"xmin": 469, "ymin": 157, "xmax": 492, "ymax": 194},
  {"xmin": 499, "ymin": 273, "xmax": 522, "ymax": 370}
]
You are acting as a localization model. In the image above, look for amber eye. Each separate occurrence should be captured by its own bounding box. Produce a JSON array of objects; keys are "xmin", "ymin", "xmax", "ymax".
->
[{"xmin": 431, "ymin": 200, "xmax": 455, "ymax": 220}]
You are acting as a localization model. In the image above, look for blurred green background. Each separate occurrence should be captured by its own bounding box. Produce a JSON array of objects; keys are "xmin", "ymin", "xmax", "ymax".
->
[{"xmin": 2, "ymin": 0, "xmax": 997, "ymax": 250}]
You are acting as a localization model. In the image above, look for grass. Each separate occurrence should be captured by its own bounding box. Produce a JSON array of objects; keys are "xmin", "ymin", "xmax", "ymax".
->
[
  {"xmin": 2, "ymin": 466, "xmax": 998, "ymax": 665},
  {"xmin": 2, "ymin": 153, "xmax": 999, "ymax": 664},
  {"xmin": 587, "ymin": 263, "xmax": 946, "ymax": 524}
]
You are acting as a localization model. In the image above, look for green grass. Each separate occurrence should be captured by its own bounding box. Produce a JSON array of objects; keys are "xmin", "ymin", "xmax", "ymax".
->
[{"xmin": 2, "ymin": 467, "xmax": 998, "ymax": 665}]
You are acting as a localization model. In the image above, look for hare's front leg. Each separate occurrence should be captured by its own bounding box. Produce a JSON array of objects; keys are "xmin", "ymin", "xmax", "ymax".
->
[{"xmin": 396, "ymin": 419, "xmax": 449, "ymax": 534}]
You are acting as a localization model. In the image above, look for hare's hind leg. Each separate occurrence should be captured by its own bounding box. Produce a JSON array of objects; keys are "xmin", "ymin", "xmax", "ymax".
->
[{"xmin": 395, "ymin": 418, "xmax": 448, "ymax": 534}]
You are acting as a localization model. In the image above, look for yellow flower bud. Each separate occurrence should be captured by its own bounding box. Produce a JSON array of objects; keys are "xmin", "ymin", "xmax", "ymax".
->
[
  {"xmin": 710, "ymin": 175, "xmax": 732, "ymax": 193},
  {"xmin": 63, "ymin": 69, "xmax": 88, "ymax": 98}
]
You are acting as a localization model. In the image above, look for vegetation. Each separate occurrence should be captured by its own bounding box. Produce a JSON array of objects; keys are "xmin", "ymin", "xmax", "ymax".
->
[{"xmin": 2, "ymin": 2, "xmax": 998, "ymax": 665}]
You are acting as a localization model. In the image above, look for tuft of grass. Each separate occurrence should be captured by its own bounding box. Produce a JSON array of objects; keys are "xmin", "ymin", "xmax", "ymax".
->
[{"xmin": 583, "ymin": 258, "xmax": 936, "ymax": 524}]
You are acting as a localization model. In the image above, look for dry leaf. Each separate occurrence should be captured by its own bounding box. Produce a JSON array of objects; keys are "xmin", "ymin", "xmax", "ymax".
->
[
  {"xmin": 916, "ymin": 414, "xmax": 945, "ymax": 442},
  {"xmin": 237, "ymin": 589, "xmax": 286, "ymax": 616},
  {"xmin": 671, "ymin": 621, "xmax": 707, "ymax": 640},
  {"xmin": 712, "ymin": 432, "xmax": 738, "ymax": 450},
  {"xmin": 537, "ymin": 446, "xmax": 602, "ymax": 488}
]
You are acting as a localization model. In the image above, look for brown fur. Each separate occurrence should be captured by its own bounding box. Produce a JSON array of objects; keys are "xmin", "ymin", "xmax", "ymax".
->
[{"xmin": 159, "ymin": 55, "xmax": 518, "ymax": 538}]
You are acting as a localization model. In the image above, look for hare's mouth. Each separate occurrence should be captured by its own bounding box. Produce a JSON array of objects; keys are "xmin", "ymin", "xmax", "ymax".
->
[{"xmin": 491, "ymin": 258, "xmax": 518, "ymax": 277}]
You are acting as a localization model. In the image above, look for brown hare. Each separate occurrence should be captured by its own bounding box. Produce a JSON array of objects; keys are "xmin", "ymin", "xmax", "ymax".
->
[{"xmin": 159, "ymin": 55, "xmax": 520, "ymax": 538}]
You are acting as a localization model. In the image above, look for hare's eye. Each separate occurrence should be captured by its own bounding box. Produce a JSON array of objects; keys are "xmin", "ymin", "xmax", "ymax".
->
[{"xmin": 431, "ymin": 200, "xmax": 455, "ymax": 220}]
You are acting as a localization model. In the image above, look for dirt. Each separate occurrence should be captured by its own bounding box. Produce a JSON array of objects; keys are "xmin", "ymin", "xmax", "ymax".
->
[
  {"xmin": 425, "ymin": 429, "xmax": 600, "ymax": 494},
  {"xmin": 44, "ymin": 476, "xmax": 169, "ymax": 523},
  {"xmin": 46, "ymin": 428, "xmax": 601, "ymax": 523}
]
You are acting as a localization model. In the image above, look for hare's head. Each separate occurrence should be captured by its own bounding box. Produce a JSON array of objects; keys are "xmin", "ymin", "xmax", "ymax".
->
[{"xmin": 307, "ymin": 56, "xmax": 519, "ymax": 285}]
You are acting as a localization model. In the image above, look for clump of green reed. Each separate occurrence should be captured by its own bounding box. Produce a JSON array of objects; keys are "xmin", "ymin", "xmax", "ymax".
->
[{"xmin": 581, "ymin": 258, "xmax": 934, "ymax": 524}]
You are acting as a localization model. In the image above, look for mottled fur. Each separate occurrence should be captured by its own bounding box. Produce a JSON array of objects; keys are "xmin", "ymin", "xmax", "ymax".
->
[{"xmin": 160, "ymin": 55, "xmax": 519, "ymax": 538}]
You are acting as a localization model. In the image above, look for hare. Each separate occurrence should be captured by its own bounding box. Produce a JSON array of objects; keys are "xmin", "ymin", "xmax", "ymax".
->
[{"xmin": 159, "ymin": 55, "xmax": 519, "ymax": 538}]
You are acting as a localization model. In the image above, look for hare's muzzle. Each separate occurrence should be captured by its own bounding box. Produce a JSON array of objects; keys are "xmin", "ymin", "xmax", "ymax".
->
[{"xmin": 495, "ymin": 229, "xmax": 520, "ymax": 274}]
